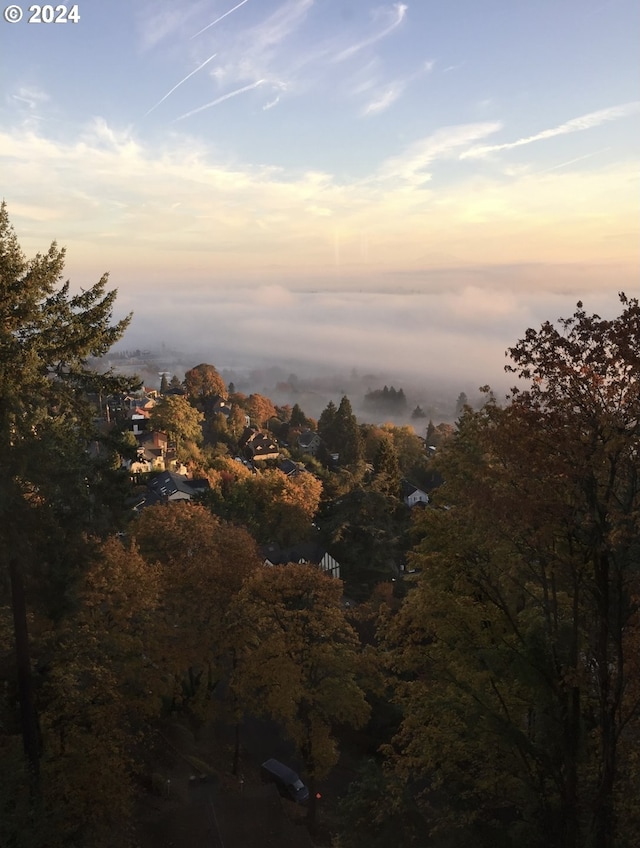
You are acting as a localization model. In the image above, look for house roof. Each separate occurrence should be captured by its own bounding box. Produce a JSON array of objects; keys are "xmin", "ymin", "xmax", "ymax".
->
[
  {"xmin": 261, "ymin": 542, "xmax": 332, "ymax": 566},
  {"xmin": 147, "ymin": 471, "xmax": 210, "ymax": 499},
  {"xmin": 277, "ymin": 459, "xmax": 302, "ymax": 476},
  {"xmin": 298, "ymin": 430, "xmax": 320, "ymax": 448},
  {"xmin": 400, "ymin": 479, "xmax": 425, "ymax": 498}
]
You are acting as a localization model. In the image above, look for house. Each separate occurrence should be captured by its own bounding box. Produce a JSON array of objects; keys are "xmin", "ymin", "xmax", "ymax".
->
[
  {"xmin": 128, "ymin": 406, "xmax": 151, "ymax": 435},
  {"xmin": 401, "ymin": 479, "xmax": 430, "ymax": 508},
  {"xmin": 277, "ymin": 459, "xmax": 304, "ymax": 477},
  {"xmin": 240, "ymin": 428, "xmax": 280, "ymax": 461},
  {"xmin": 262, "ymin": 542, "xmax": 341, "ymax": 579},
  {"xmin": 132, "ymin": 471, "xmax": 210, "ymax": 510},
  {"xmin": 127, "ymin": 430, "xmax": 173, "ymax": 474},
  {"xmin": 123, "ymin": 389, "xmax": 157, "ymax": 411},
  {"xmin": 297, "ymin": 430, "xmax": 321, "ymax": 456}
]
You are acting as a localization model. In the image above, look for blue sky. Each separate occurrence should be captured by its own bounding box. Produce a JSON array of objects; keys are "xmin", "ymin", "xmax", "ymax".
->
[{"xmin": 2, "ymin": 0, "xmax": 639, "ymax": 386}]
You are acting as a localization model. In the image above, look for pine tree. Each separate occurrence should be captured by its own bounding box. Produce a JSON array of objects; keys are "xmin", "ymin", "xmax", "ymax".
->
[
  {"xmin": 334, "ymin": 396, "xmax": 363, "ymax": 466},
  {"xmin": 318, "ymin": 400, "xmax": 338, "ymax": 451},
  {"xmin": 0, "ymin": 202, "xmax": 135, "ymax": 788}
]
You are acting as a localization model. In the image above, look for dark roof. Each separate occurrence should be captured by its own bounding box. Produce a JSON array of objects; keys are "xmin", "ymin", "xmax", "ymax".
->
[
  {"xmin": 400, "ymin": 479, "xmax": 426, "ymax": 499},
  {"xmin": 277, "ymin": 459, "xmax": 302, "ymax": 476},
  {"xmin": 147, "ymin": 471, "xmax": 210, "ymax": 498}
]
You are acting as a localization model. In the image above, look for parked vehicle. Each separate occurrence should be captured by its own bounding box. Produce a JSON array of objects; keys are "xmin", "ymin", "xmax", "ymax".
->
[{"xmin": 260, "ymin": 758, "xmax": 309, "ymax": 804}]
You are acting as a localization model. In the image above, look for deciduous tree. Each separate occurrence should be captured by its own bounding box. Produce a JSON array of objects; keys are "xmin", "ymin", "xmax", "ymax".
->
[
  {"xmin": 384, "ymin": 295, "xmax": 640, "ymax": 848},
  {"xmin": 131, "ymin": 503, "xmax": 261, "ymax": 715},
  {"xmin": 230, "ymin": 564, "xmax": 370, "ymax": 830},
  {"xmin": 246, "ymin": 393, "xmax": 277, "ymax": 427},
  {"xmin": 184, "ymin": 363, "xmax": 226, "ymax": 409},
  {"xmin": 149, "ymin": 394, "xmax": 204, "ymax": 453}
]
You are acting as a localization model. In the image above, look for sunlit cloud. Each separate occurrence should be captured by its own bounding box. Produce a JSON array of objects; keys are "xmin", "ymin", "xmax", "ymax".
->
[
  {"xmin": 376, "ymin": 123, "xmax": 502, "ymax": 184},
  {"xmin": 1, "ymin": 118, "xmax": 636, "ymax": 300}
]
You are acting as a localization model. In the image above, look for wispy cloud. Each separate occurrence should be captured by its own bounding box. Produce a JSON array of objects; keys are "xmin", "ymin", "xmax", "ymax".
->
[
  {"xmin": 334, "ymin": 2, "xmax": 408, "ymax": 62},
  {"xmin": 191, "ymin": 0, "xmax": 251, "ymax": 40},
  {"xmin": 377, "ymin": 123, "xmax": 502, "ymax": 185},
  {"xmin": 173, "ymin": 79, "xmax": 266, "ymax": 121},
  {"xmin": 143, "ymin": 53, "xmax": 218, "ymax": 117},
  {"xmin": 9, "ymin": 85, "xmax": 49, "ymax": 109},
  {"xmin": 362, "ymin": 86, "xmax": 402, "ymax": 116},
  {"xmin": 190, "ymin": 0, "xmax": 313, "ymax": 98},
  {"xmin": 461, "ymin": 102, "xmax": 640, "ymax": 159},
  {"xmin": 360, "ymin": 59, "xmax": 435, "ymax": 117},
  {"xmin": 137, "ymin": 1, "xmax": 207, "ymax": 50}
]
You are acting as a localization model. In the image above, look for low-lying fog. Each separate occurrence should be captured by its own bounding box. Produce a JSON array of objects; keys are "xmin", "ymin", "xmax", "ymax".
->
[{"xmin": 107, "ymin": 285, "xmax": 628, "ymax": 426}]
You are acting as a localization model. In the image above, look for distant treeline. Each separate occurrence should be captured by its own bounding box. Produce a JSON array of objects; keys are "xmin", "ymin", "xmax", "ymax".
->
[
  {"xmin": 363, "ymin": 385, "xmax": 407, "ymax": 411},
  {"xmin": 109, "ymin": 349, "xmax": 154, "ymax": 360}
]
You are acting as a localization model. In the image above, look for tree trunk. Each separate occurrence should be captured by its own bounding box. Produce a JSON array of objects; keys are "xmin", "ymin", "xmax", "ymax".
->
[
  {"xmin": 9, "ymin": 558, "xmax": 40, "ymax": 790},
  {"xmin": 592, "ymin": 552, "xmax": 616, "ymax": 848},
  {"xmin": 232, "ymin": 720, "xmax": 240, "ymax": 776},
  {"xmin": 306, "ymin": 772, "xmax": 318, "ymax": 835}
]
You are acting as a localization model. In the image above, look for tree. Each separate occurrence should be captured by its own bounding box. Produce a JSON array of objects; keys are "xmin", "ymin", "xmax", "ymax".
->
[
  {"xmin": 149, "ymin": 394, "xmax": 203, "ymax": 453},
  {"xmin": 334, "ymin": 396, "xmax": 363, "ymax": 466},
  {"xmin": 291, "ymin": 402, "xmax": 312, "ymax": 428},
  {"xmin": 246, "ymin": 393, "xmax": 277, "ymax": 427},
  {"xmin": 131, "ymin": 502, "xmax": 261, "ymax": 716},
  {"xmin": 372, "ymin": 435, "xmax": 401, "ymax": 499},
  {"xmin": 318, "ymin": 400, "xmax": 338, "ymax": 451},
  {"xmin": 321, "ymin": 488, "xmax": 406, "ymax": 596},
  {"xmin": 0, "ymin": 203, "xmax": 135, "ymax": 793},
  {"xmin": 230, "ymin": 564, "xmax": 370, "ymax": 831},
  {"xmin": 34, "ymin": 537, "xmax": 162, "ymax": 847},
  {"xmin": 159, "ymin": 372, "xmax": 169, "ymax": 393},
  {"xmin": 384, "ymin": 296, "xmax": 640, "ymax": 848},
  {"xmin": 184, "ymin": 363, "xmax": 226, "ymax": 409},
  {"xmin": 206, "ymin": 468, "xmax": 323, "ymax": 547},
  {"xmin": 454, "ymin": 390, "xmax": 469, "ymax": 417}
]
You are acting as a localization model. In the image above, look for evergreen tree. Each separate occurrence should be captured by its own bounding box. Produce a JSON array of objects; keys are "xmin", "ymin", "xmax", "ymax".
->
[
  {"xmin": 334, "ymin": 396, "xmax": 363, "ymax": 465},
  {"xmin": 318, "ymin": 400, "xmax": 338, "ymax": 451},
  {"xmin": 159, "ymin": 372, "xmax": 169, "ymax": 393},
  {"xmin": 372, "ymin": 435, "xmax": 401, "ymax": 499},
  {"xmin": 0, "ymin": 203, "xmax": 135, "ymax": 791},
  {"xmin": 290, "ymin": 402, "xmax": 308, "ymax": 428},
  {"xmin": 426, "ymin": 419, "xmax": 436, "ymax": 444},
  {"xmin": 454, "ymin": 391, "xmax": 469, "ymax": 417}
]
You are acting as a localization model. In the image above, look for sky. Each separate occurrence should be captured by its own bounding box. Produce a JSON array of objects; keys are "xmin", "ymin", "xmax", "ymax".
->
[{"xmin": 1, "ymin": 0, "xmax": 639, "ymax": 391}]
